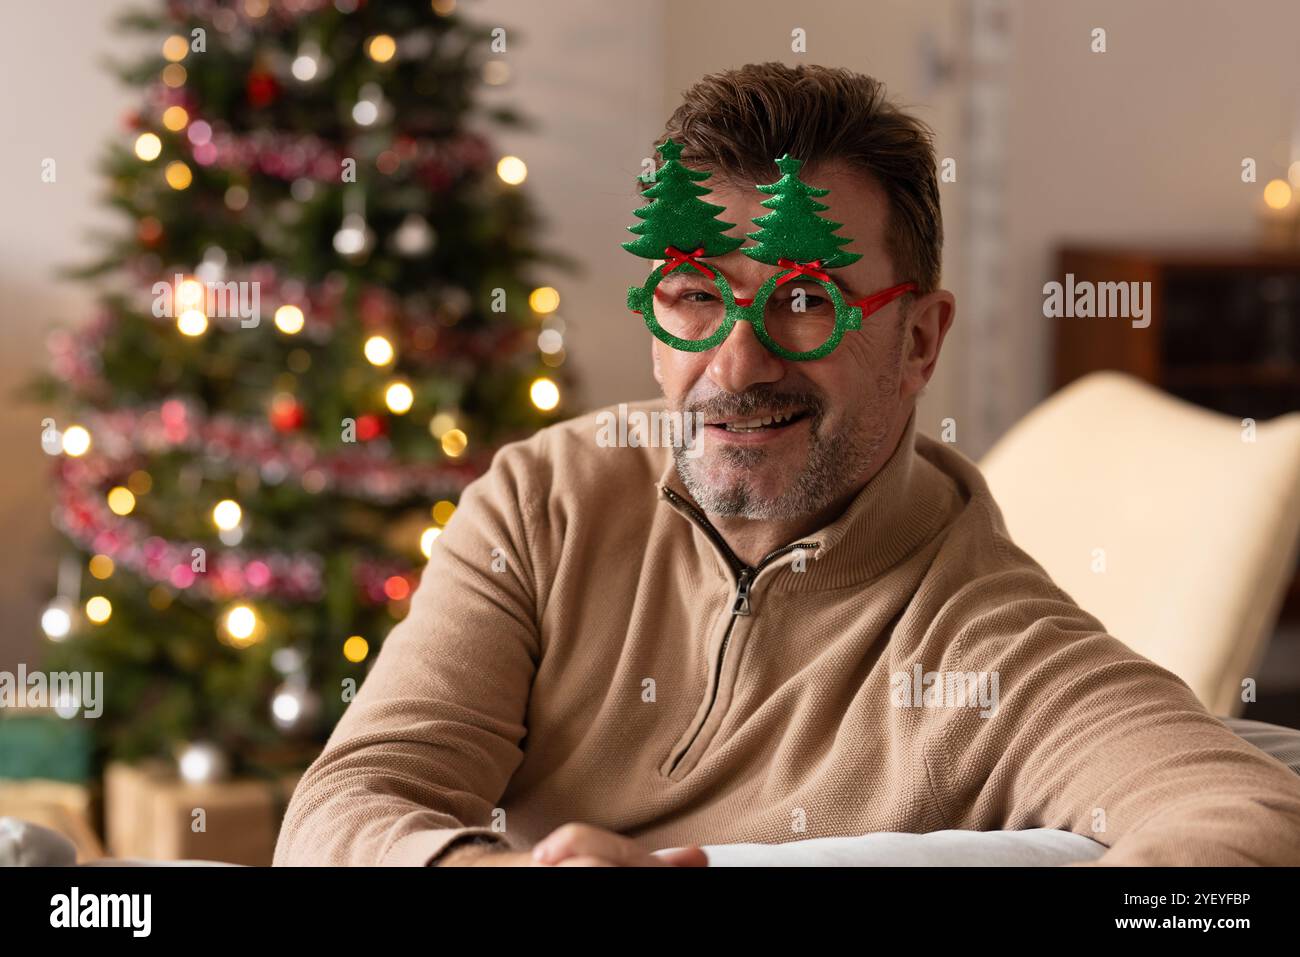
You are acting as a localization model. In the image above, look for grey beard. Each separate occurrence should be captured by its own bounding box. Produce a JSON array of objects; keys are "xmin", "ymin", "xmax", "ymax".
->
[
  {"xmin": 673, "ymin": 408, "xmax": 892, "ymax": 521},
  {"xmin": 670, "ymin": 320, "xmax": 907, "ymax": 522}
]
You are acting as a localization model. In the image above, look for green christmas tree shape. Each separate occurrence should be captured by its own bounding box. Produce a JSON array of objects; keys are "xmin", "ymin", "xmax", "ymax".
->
[
  {"xmin": 622, "ymin": 139, "xmax": 743, "ymax": 260},
  {"xmin": 743, "ymin": 155, "xmax": 861, "ymax": 268}
]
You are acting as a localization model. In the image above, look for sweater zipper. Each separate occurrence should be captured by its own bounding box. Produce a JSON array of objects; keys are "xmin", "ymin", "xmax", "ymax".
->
[{"xmin": 662, "ymin": 486, "xmax": 818, "ymax": 774}]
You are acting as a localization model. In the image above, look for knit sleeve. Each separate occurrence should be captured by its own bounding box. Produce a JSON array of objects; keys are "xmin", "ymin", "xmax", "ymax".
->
[
  {"xmin": 924, "ymin": 567, "xmax": 1300, "ymax": 865},
  {"xmin": 273, "ymin": 436, "xmax": 548, "ymax": 866}
]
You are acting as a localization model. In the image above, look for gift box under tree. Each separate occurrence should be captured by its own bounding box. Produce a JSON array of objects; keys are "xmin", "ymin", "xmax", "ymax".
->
[{"xmin": 105, "ymin": 761, "xmax": 299, "ymax": 865}]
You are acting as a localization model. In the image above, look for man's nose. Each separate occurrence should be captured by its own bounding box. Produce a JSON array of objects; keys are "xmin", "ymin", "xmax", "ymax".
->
[{"xmin": 707, "ymin": 316, "xmax": 784, "ymax": 394}]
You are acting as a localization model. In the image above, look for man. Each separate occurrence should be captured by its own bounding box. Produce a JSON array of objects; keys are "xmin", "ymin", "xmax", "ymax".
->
[{"xmin": 274, "ymin": 63, "xmax": 1300, "ymax": 867}]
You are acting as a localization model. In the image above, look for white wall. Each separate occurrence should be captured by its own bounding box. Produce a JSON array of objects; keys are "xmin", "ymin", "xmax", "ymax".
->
[
  {"xmin": 1003, "ymin": 0, "xmax": 1300, "ymax": 424},
  {"xmin": 0, "ymin": 1, "xmax": 146, "ymax": 671}
]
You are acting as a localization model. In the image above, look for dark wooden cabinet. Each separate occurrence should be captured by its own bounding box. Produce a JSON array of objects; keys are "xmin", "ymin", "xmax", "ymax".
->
[{"xmin": 1055, "ymin": 246, "xmax": 1300, "ymax": 414}]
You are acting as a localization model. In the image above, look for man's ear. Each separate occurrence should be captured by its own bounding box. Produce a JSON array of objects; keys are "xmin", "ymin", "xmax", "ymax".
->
[
  {"xmin": 651, "ymin": 337, "xmax": 664, "ymax": 387},
  {"xmin": 900, "ymin": 290, "xmax": 955, "ymax": 400}
]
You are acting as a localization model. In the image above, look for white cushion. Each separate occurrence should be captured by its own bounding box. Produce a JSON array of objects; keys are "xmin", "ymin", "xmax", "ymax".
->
[
  {"xmin": 979, "ymin": 372, "xmax": 1300, "ymax": 716},
  {"xmin": 689, "ymin": 827, "xmax": 1105, "ymax": 867}
]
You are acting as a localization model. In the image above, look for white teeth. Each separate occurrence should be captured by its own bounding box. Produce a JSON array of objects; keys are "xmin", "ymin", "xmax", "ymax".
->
[{"xmin": 722, "ymin": 410, "xmax": 800, "ymax": 432}]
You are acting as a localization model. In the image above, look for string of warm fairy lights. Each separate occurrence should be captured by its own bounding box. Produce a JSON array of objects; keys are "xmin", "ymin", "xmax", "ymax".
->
[{"xmin": 42, "ymin": 0, "xmax": 567, "ymax": 758}]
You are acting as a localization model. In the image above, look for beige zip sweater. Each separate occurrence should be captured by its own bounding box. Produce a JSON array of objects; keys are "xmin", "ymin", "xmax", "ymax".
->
[{"xmin": 274, "ymin": 401, "xmax": 1300, "ymax": 866}]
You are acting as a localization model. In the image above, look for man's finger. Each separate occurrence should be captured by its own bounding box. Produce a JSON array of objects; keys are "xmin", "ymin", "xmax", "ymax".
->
[
  {"xmin": 652, "ymin": 845, "xmax": 709, "ymax": 867},
  {"xmin": 533, "ymin": 823, "xmax": 663, "ymax": 866},
  {"xmin": 554, "ymin": 855, "xmax": 619, "ymax": 867}
]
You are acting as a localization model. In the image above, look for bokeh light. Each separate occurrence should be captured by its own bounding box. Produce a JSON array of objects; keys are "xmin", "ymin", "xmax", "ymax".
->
[
  {"xmin": 530, "ymin": 377, "xmax": 560, "ymax": 411},
  {"xmin": 496, "ymin": 156, "xmax": 527, "ymax": 185}
]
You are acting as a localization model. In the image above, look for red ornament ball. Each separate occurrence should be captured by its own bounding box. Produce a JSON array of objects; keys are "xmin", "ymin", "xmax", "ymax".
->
[
  {"xmin": 356, "ymin": 414, "xmax": 385, "ymax": 442},
  {"xmin": 270, "ymin": 395, "xmax": 305, "ymax": 432},
  {"xmin": 246, "ymin": 70, "xmax": 280, "ymax": 109},
  {"xmin": 137, "ymin": 217, "xmax": 164, "ymax": 245}
]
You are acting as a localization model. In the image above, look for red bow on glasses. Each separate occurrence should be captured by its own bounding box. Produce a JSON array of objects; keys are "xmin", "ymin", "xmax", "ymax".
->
[
  {"xmin": 774, "ymin": 259, "xmax": 832, "ymax": 285},
  {"xmin": 662, "ymin": 246, "xmax": 716, "ymax": 279}
]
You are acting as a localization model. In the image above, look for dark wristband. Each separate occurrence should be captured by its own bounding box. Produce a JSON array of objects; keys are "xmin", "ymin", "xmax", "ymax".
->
[{"xmin": 434, "ymin": 834, "xmax": 501, "ymax": 865}]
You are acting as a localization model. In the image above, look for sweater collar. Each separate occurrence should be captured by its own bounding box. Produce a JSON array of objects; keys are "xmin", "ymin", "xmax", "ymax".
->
[{"xmin": 656, "ymin": 406, "xmax": 954, "ymax": 590}]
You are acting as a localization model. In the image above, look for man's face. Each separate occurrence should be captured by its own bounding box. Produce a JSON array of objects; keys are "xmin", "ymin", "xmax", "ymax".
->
[{"xmin": 651, "ymin": 161, "xmax": 913, "ymax": 521}]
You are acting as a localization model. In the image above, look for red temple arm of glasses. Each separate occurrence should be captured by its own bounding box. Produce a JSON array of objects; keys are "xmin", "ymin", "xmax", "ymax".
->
[{"xmin": 847, "ymin": 281, "xmax": 917, "ymax": 315}]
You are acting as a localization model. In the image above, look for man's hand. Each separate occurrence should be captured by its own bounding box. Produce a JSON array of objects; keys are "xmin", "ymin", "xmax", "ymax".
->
[
  {"xmin": 440, "ymin": 823, "xmax": 708, "ymax": 867},
  {"xmin": 531, "ymin": 823, "xmax": 708, "ymax": 867}
]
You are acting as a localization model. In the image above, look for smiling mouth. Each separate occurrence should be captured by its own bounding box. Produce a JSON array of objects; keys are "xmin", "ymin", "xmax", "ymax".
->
[{"xmin": 708, "ymin": 409, "xmax": 812, "ymax": 434}]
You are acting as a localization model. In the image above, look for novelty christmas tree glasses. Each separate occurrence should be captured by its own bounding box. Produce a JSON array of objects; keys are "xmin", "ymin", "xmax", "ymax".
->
[{"xmin": 624, "ymin": 140, "xmax": 916, "ymax": 361}]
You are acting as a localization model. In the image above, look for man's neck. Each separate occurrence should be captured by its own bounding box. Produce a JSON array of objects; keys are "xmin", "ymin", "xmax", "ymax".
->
[{"xmin": 708, "ymin": 413, "xmax": 911, "ymax": 568}]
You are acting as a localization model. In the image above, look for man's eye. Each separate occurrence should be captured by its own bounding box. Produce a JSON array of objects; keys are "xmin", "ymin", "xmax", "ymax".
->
[
  {"xmin": 682, "ymin": 290, "xmax": 719, "ymax": 304},
  {"xmin": 776, "ymin": 295, "xmax": 829, "ymax": 311}
]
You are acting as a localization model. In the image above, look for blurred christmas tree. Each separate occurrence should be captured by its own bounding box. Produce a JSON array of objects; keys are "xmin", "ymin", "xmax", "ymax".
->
[{"xmin": 28, "ymin": 0, "xmax": 569, "ymax": 776}]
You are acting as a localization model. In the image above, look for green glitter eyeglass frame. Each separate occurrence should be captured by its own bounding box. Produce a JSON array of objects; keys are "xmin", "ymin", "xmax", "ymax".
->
[
  {"xmin": 623, "ymin": 139, "xmax": 917, "ymax": 361},
  {"xmin": 626, "ymin": 246, "xmax": 917, "ymax": 362}
]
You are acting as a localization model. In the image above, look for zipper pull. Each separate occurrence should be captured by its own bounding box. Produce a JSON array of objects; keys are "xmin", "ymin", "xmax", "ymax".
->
[{"xmin": 732, "ymin": 568, "xmax": 754, "ymax": 616}]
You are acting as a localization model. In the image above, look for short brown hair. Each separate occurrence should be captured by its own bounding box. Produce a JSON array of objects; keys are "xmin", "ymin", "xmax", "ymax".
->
[{"xmin": 654, "ymin": 62, "xmax": 942, "ymax": 294}]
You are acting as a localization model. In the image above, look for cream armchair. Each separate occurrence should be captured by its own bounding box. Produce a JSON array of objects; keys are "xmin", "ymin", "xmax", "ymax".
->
[{"xmin": 979, "ymin": 371, "xmax": 1300, "ymax": 716}]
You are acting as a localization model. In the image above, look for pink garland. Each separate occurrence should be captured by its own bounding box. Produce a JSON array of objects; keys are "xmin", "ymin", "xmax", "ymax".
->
[
  {"xmin": 169, "ymin": 107, "xmax": 495, "ymax": 187},
  {"xmin": 55, "ymin": 456, "xmax": 426, "ymax": 608},
  {"xmin": 50, "ymin": 280, "xmax": 537, "ymax": 398},
  {"xmin": 55, "ymin": 474, "xmax": 328, "ymax": 602},
  {"xmin": 47, "ymin": 398, "xmax": 485, "ymax": 606},
  {"xmin": 66, "ymin": 399, "xmax": 486, "ymax": 503},
  {"xmin": 167, "ymin": 0, "xmax": 337, "ymax": 27}
]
